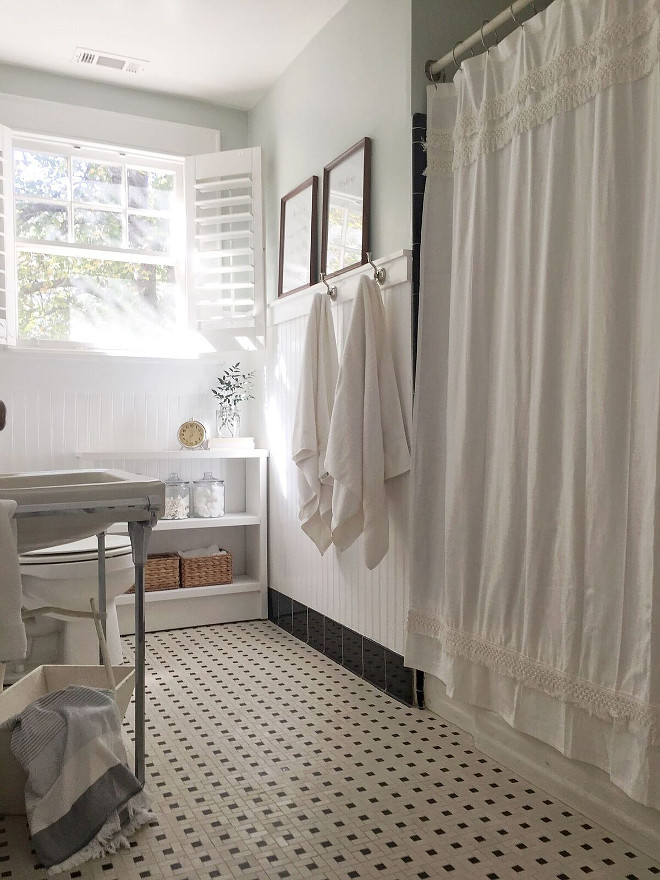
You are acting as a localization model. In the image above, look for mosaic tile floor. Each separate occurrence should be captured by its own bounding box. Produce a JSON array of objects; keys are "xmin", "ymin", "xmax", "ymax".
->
[{"xmin": 1, "ymin": 621, "xmax": 658, "ymax": 880}]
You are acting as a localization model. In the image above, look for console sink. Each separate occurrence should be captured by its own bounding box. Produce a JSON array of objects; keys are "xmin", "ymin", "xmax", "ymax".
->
[{"xmin": 0, "ymin": 469, "xmax": 165, "ymax": 552}]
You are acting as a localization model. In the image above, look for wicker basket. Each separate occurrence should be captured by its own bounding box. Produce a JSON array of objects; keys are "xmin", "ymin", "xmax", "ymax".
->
[
  {"xmin": 127, "ymin": 553, "xmax": 180, "ymax": 593},
  {"xmin": 180, "ymin": 550, "xmax": 232, "ymax": 588}
]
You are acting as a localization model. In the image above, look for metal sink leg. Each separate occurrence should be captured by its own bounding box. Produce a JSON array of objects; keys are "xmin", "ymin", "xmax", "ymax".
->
[{"xmin": 128, "ymin": 520, "xmax": 153, "ymax": 784}]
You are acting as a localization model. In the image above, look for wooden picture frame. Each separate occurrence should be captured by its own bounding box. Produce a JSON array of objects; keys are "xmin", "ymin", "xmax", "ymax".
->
[
  {"xmin": 320, "ymin": 137, "xmax": 371, "ymax": 280},
  {"xmin": 278, "ymin": 176, "xmax": 319, "ymax": 298}
]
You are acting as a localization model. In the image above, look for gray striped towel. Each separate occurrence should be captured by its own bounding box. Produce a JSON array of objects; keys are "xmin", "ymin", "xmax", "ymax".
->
[{"xmin": 7, "ymin": 685, "xmax": 153, "ymax": 876}]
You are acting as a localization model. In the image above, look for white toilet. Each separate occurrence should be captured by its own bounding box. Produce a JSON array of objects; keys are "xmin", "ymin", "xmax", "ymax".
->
[{"xmin": 17, "ymin": 535, "xmax": 135, "ymax": 671}]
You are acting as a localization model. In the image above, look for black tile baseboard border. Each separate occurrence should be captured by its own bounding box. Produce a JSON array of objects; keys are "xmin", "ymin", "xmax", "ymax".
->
[{"xmin": 269, "ymin": 587, "xmax": 417, "ymax": 706}]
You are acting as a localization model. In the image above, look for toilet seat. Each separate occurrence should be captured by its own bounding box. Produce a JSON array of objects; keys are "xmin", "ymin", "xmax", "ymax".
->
[{"xmin": 20, "ymin": 535, "xmax": 133, "ymax": 565}]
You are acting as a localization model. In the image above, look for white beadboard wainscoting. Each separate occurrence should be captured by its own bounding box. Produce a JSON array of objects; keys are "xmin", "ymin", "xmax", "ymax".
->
[
  {"xmin": 0, "ymin": 351, "xmax": 261, "ymax": 472},
  {"xmin": 267, "ymin": 250, "xmax": 413, "ymax": 655}
]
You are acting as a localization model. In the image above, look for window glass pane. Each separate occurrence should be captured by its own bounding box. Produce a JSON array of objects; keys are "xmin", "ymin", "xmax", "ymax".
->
[
  {"xmin": 14, "ymin": 150, "xmax": 69, "ymax": 200},
  {"xmin": 74, "ymin": 209, "xmax": 123, "ymax": 247},
  {"xmin": 17, "ymin": 252, "xmax": 180, "ymax": 347},
  {"xmin": 128, "ymin": 214, "xmax": 170, "ymax": 252},
  {"xmin": 16, "ymin": 200, "xmax": 68, "ymax": 241},
  {"xmin": 72, "ymin": 160, "xmax": 122, "ymax": 206},
  {"xmin": 128, "ymin": 169, "xmax": 174, "ymax": 211}
]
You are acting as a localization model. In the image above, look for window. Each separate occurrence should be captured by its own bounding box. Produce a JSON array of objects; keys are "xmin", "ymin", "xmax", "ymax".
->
[
  {"xmin": 12, "ymin": 137, "xmax": 185, "ymax": 352},
  {"xmin": 0, "ymin": 128, "xmax": 263, "ymax": 356}
]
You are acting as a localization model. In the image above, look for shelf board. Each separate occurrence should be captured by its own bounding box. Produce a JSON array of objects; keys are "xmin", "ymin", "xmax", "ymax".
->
[
  {"xmin": 76, "ymin": 448, "xmax": 268, "ymax": 460},
  {"xmin": 115, "ymin": 575, "xmax": 261, "ymax": 605},
  {"xmin": 108, "ymin": 513, "xmax": 260, "ymax": 533}
]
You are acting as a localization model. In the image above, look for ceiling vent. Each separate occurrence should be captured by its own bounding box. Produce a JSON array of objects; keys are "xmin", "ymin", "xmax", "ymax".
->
[{"xmin": 72, "ymin": 48, "xmax": 149, "ymax": 74}]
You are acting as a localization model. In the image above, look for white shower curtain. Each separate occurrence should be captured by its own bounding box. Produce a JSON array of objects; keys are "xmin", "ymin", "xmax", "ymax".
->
[{"xmin": 405, "ymin": 0, "xmax": 660, "ymax": 807}]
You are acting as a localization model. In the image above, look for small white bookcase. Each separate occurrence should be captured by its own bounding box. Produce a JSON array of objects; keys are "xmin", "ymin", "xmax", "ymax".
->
[{"xmin": 76, "ymin": 449, "xmax": 268, "ymax": 634}]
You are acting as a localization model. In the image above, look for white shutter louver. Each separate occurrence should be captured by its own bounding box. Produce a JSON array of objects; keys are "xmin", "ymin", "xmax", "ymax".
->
[
  {"xmin": 0, "ymin": 125, "xmax": 16, "ymax": 347},
  {"xmin": 186, "ymin": 147, "xmax": 264, "ymax": 350}
]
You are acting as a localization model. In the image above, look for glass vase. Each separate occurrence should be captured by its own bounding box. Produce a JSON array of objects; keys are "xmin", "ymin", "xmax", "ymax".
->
[{"xmin": 216, "ymin": 404, "xmax": 240, "ymax": 438}]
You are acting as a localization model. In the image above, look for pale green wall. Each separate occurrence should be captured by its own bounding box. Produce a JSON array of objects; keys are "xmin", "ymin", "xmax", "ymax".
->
[
  {"xmin": 248, "ymin": 0, "xmax": 511, "ymax": 302},
  {"xmin": 0, "ymin": 63, "xmax": 248, "ymax": 150},
  {"xmin": 248, "ymin": 0, "xmax": 413, "ymax": 301}
]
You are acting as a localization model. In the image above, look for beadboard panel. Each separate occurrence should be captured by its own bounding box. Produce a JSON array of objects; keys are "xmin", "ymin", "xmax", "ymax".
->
[
  {"xmin": 266, "ymin": 254, "xmax": 412, "ymax": 655},
  {"xmin": 0, "ymin": 351, "xmax": 260, "ymax": 473}
]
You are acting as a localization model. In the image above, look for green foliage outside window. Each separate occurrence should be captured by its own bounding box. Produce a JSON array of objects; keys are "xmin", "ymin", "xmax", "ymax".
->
[{"xmin": 14, "ymin": 147, "xmax": 178, "ymax": 345}]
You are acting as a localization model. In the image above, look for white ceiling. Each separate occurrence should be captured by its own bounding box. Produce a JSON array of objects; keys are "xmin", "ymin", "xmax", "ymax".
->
[{"xmin": 0, "ymin": 0, "xmax": 351, "ymax": 110}]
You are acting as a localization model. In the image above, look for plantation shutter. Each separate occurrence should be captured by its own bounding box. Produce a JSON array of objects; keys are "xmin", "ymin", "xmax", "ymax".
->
[
  {"xmin": 0, "ymin": 125, "xmax": 16, "ymax": 347},
  {"xmin": 185, "ymin": 147, "xmax": 264, "ymax": 350}
]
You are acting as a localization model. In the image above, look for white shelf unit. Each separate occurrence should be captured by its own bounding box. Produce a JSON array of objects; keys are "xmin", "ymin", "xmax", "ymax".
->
[{"xmin": 76, "ymin": 449, "xmax": 268, "ymax": 634}]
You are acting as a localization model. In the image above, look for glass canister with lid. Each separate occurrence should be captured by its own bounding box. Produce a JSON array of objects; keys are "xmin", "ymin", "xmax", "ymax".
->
[
  {"xmin": 192, "ymin": 471, "xmax": 225, "ymax": 518},
  {"xmin": 163, "ymin": 472, "xmax": 190, "ymax": 520}
]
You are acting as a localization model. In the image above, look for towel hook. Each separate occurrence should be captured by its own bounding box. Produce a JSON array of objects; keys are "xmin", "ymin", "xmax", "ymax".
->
[
  {"xmin": 366, "ymin": 252, "xmax": 386, "ymax": 285},
  {"xmin": 320, "ymin": 272, "xmax": 337, "ymax": 301}
]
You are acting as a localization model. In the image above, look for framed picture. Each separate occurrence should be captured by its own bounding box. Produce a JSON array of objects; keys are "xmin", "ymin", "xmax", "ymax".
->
[
  {"xmin": 278, "ymin": 176, "xmax": 319, "ymax": 297},
  {"xmin": 321, "ymin": 137, "xmax": 371, "ymax": 280}
]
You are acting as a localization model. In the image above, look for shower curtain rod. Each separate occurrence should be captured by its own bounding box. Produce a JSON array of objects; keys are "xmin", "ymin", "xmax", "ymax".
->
[{"xmin": 426, "ymin": 0, "xmax": 539, "ymax": 80}]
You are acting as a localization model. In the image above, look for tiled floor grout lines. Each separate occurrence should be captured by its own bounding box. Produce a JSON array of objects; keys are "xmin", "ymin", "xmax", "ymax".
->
[{"xmin": 1, "ymin": 621, "xmax": 658, "ymax": 880}]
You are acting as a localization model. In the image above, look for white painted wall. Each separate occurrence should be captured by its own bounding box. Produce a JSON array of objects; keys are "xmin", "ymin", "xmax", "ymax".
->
[
  {"xmin": 248, "ymin": 0, "xmax": 413, "ymax": 302},
  {"xmin": 266, "ymin": 253, "xmax": 412, "ymax": 654},
  {"xmin": 0, "ymin": 349, "xmax": 261, "ymax": 472}
]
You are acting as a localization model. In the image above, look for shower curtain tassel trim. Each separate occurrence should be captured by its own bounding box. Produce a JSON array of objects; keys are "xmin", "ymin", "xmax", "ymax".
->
[
  {"xmin": 424, "ymin": 1, "xmax": 660, "ymax": 176},
  {"xmin": 407, "ymin": 610, "xmax": 659, "ymax": 742}
]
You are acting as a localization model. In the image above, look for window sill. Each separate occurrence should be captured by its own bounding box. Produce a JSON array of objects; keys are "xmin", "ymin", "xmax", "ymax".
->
[{"xmin": 1, "ymin": 342, "xmax": 224, "ymax": 363}]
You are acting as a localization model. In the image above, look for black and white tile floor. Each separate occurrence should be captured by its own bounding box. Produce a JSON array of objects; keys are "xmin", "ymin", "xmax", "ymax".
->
[{"xmin": 1, "ymin": 621, "xmax": 658, "ymax": 880}]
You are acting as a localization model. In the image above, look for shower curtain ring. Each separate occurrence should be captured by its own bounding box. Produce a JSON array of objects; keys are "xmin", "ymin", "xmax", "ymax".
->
[
  {"xmin": 480, "ymin": 20, "xmax": 491, "ymax": 51},
  {"xmin": 510, "ymin": 3, "xmax": 522, "ymax": 25},
  {"xmin": 452, "ymin": 41, "xmax": 462, "ymax": 69},
  {"xmin": 424, "ymin": 59, "xmax": 440, "ymax": 85}
]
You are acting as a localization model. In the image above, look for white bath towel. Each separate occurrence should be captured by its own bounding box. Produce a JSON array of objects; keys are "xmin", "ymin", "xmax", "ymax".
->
[
  {"xmin": 292, "ymin": 293, "xmax": 339, "ymax": 554},
  {"xmin": 325, "ymin": 275, "xmax": 410, "ymax": 570},
  {"xmin": 0, "ymin": 499, "xmax": 27, "ymax": 662}
]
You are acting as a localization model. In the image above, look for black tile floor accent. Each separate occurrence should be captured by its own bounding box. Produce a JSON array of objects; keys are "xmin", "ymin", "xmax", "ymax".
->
[
  {"xmin": 269, "ymin": 590, "xmax": 414, "ymax": 706},
  {"xmin": 276, "ymin": 591, "xmax": 293, "ymax": 633},
  {"xmin": 324, "ymin": 617, "xmax": 343, "ymax": 665},
  {"xmin": 307, "ymin": 609, "xmax": 325, "ymax": 654},
  {"xmin": 1, "ymin": 621, "xmax": 658, "ymax": 879},
  {"xmin": 341, "ymin": 627, "xmax": 363, "ymax": 678},
  {"xmin": 292, "ymin": 600, "xmax": 308, "ymax": 642},
  {"xmin": 385, "ymin": 648, "xmax": 414, "ymax": 704},
  {"xmin": 363, "ymin": 638, "xmax": 386, "ymax": 691}
]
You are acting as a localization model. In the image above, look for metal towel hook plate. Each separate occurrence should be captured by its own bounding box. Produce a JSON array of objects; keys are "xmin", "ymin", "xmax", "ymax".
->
[
  {"xmin": 320, "ymin": 272, "xmax": 337, "ymax": 301},
  {"xmin": 366, "ymin": 252, "xmax": 386, "ymax": 285}
]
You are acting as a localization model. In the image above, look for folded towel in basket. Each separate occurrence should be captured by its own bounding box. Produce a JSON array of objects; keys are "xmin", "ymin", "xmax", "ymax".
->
[{"xmin": 7, "ymin": 685, "xmax": 153, "ymax": 876}]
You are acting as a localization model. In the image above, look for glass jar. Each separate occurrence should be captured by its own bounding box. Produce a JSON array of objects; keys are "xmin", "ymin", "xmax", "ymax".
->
[
  {"xmin": 192, "ymin": 471, "xmax": 225, "ymax": 518},
  {"xmin": 216, "ymin": 404, "xmax": 241, "ymax": 438},
  {"xmin": 163, "ymin": 472, "xmax": 190, "ymax": 520}
]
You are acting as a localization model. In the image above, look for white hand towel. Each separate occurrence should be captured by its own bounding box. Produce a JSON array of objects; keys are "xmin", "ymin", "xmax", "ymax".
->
[
  {"xmin": 0, "ymin": 499, "xmax": 27, "ymax": 662},
  {"xmin": 325, "ymin": 275, "xmax": 410, "ymax": 570},
  {"xmin": 292, "ymin": 293, "xmax": 339, "ymax": 554}
]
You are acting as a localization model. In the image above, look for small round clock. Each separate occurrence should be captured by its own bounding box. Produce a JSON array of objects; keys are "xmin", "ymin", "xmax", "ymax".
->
[{"xmin": 177, "ymin": 418, "xmax": 207, "ymax": 449}]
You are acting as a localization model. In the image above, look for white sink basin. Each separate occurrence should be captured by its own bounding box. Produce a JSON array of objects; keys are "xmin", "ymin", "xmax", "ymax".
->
[{"xmin": 0, "ymin": 469, "xmax": 165, "ymax": 552}]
